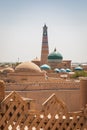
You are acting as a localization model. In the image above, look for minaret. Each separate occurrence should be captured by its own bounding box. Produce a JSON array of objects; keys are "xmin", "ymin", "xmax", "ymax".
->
[{"xmin": 40, "ymin": 24, "xmax": 49, "ymax": 65}]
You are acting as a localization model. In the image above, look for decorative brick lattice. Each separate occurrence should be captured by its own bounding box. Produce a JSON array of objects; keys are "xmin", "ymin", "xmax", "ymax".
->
[{"xmin": 0, "ymin": 92, "xmax": 87, "ymax": 130}]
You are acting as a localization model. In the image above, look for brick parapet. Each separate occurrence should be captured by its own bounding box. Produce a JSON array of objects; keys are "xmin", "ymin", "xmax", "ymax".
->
[{"xmin": 5, "ymin": 80, "xmax": 80, "ymax": 91}]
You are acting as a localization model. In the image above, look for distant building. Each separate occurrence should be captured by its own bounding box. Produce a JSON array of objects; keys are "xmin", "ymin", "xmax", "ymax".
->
[
  {"xmin": 1, "ymin": 24, "xmax": 86, "ymax": 112},
  {"xmin": 32, "ymin": 24, "xmax": 71, "ymax": 69},
  {"xmin": 40, "ymin": 24, "xmax": 49, "ymax": 65},
  {"xmin": 48, "ymin": 48, "xmax": 71, "ymax": 69}
]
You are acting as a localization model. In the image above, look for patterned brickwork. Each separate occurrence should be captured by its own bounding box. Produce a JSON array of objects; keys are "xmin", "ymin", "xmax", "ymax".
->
[
  {"xmin": 41, "ymin": 25, "xmax": 49, "ymax": 65},
  {"xmin": 5, "ymin": 80, "xmax": 80, "ymax": 91},
  {"xmin": 0, "ymin": 92, "xmax": 87, "ymax": 130}
]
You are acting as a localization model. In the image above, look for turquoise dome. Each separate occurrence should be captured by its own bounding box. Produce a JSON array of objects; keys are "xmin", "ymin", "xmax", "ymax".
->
[
  {"xmin": 66, "ymin": 68, "xmax": 72, "ymax": 72},
  {"xmin": 48, "ymin": 48, "xmax": 63, "ymax": 62},
  {"xmin": 60, "ymin": 68, "xmax": 66, "ymax": 73},
  {"xmin": 54, "ymin": 68, "xmax": 60, "ymax": 73},
  {"xmin": 40, "ymin": 64, "xmax": 51, "ymax": 70},
  {"xmin": 74, "ymin": 66, "xmax": 83, "ymax": 71}
]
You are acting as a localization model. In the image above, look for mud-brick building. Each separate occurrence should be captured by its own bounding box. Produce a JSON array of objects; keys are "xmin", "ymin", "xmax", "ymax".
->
[
  {"xmin": 33, "ymin": 24, "xmax": 71, "ymax": 69},
  {"xmin": 0, "ymin": 25, "xmax": 86, "ymax": 112},
  {"xmin": 3, "ymin": 61, "xmax": 80, "ymax": 112},
  {"xmin": 0, "ymin": 80, "xmax": 87, "ymax": 129}
]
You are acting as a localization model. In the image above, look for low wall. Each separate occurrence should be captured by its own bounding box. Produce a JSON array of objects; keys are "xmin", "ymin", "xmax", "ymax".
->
[
  {"xmin": 6, "ymin": 89, "xmax": 80, "ymax": 112},
  {"xmin": 5, "ymin": 80, "xmax": 80, "ymax": 112},
  {"xmin": 5, "ymin": 81, "xmax": 80, "ymax": 91}
]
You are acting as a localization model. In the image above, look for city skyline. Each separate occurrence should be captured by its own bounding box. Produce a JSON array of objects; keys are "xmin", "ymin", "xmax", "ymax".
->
[{"xmin": 0, "ymin": 0, "xmax": 87, "ymax": 63}]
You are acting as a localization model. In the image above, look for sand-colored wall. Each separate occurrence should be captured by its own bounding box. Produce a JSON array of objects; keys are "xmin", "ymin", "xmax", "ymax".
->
[
  {"xmin": 48, "ymin": 60, "xmax": 71, "ymax": 69},
  {"xmin": 8, "ymin": 72, "xmax": 45, "ymax": 82},
  {"xmin": 5, "ymin": 80, "xmax": 80, "ymax": 91},
  {"xmin": 5, "ymin": 79, "xmax": 80, "ymax": 112},
  {"xmin": 6, "ymin": 89, "xmax": 80, "ymax": 112}
]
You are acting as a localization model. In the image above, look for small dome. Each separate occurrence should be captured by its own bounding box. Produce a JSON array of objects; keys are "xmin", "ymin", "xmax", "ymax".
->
[
  {"xmin": 15, "ymin": 62, "xmax": 41, "ymax": 73},
  {"xmin": 66, "ymin": 68, "xmax": 72, "ymax": 72},
  {"xmin": 54, "ymin": 68, "xmax": 60, "ymax": 73},
  {"xmin": 48, "ymin": 48, "xmax": 63, "ymax": 62},
  {"xmin": 60, "ymin": 68, "xmax": 66, "ymax": 73},
  {"xmin": 74, "ymin": 66, "xmax": 83, "ymax": 71},
  {"xmin": 2, "ymin": 67, "xmax": 14, "ymax": 73},
  {"xmin": 40, "ymin": 64, "xmax": 51, "ymax": 70}
]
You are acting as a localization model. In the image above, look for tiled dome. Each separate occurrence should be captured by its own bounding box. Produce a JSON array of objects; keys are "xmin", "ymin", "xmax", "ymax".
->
[
  {"xmin": 74, "ymin": 66, "xmax": 83, "ymax": 71},
  {"xmin": 48, "ymin": 48, "xmax": 63, "ymax": 62},
  {"xmin": 40, "ymin": 64, "xmax": 51, "ymax": 70}
]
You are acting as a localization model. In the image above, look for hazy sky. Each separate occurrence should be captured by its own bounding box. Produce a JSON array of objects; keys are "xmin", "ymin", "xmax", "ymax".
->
[{"xmin": 0, "ymin": 0, "xmax": 87, "ymax": 63}]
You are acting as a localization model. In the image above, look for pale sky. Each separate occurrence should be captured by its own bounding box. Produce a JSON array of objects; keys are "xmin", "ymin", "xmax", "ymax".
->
[{"xmin": 0, "ymin": 0, "xmax": 87, "ymax": 63}]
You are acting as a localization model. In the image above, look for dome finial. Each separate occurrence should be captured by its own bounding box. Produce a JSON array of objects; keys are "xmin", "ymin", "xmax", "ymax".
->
[{"xmin": 54, "ymin": 48, "xmax": 57, "ymax": 52}]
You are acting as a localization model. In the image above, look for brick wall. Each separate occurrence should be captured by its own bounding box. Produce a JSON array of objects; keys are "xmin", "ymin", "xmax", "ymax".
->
[{"xmin": 5, "ymin": 80, "xmax": 80, "ymax": 112}]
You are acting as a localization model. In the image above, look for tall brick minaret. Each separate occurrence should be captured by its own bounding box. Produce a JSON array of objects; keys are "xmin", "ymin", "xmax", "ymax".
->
[{"xmin": 40, "ymin": 24, "xmax": 49, "ymax": 65}]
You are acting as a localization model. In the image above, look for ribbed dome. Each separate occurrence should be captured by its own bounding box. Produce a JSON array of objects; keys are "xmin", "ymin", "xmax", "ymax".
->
[
  {"xmin": 15, "ymin": 62, "xmax": 41, "ymax": 73},
  {"xmin": 48, "ymin": 48, "xmax": 63, "ymax": 62}
]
